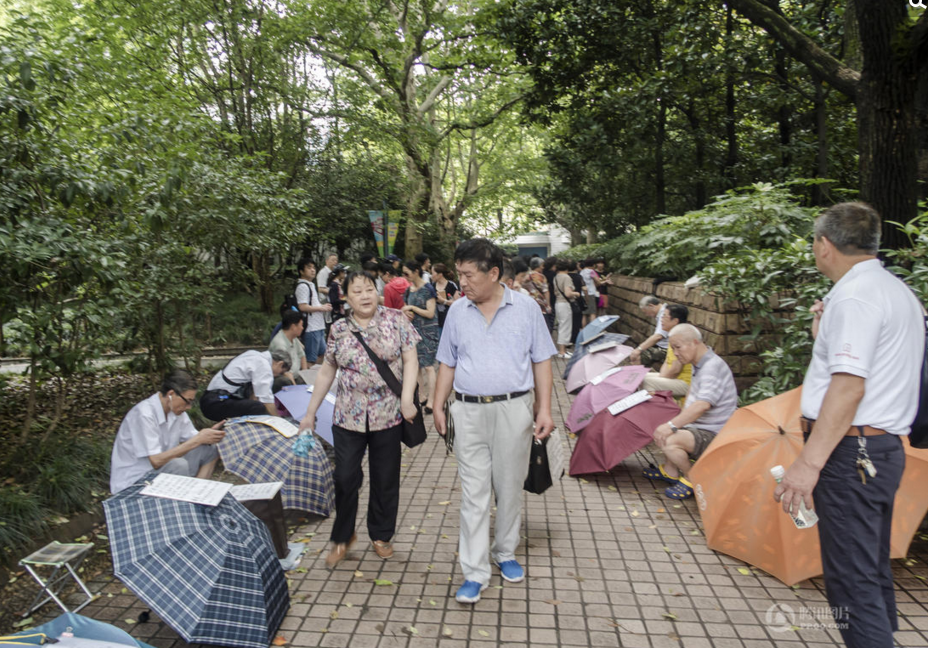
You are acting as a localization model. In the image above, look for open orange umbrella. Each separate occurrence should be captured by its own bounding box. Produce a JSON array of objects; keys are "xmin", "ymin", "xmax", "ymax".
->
[{"xmin": 689, "ymin": 387, "xmax": 928, "ymax": 586}]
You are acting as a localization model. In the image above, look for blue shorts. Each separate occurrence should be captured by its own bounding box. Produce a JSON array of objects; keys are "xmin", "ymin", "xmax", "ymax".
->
[{"xmin": 303, "ymin": 329, "xmax": 326, "ymax": 360}]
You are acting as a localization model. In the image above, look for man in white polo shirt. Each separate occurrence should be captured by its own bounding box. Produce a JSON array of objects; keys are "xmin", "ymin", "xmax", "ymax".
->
[
  {"xmin": 774, "ymin": 202, "xmax": 923, "ymax": 648},
  {"xmin": 110, "ymin": 370, "xmax": 225, "ymax": 493}
]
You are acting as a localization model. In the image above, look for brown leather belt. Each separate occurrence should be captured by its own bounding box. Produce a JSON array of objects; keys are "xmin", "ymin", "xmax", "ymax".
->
[{"xmin": 800, "ymin": 417, "xmax": 887, "ymax": 437}]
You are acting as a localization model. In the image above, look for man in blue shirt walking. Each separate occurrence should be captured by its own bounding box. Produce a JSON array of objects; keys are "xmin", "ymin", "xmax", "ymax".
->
[{"xmin": 433, "ymin": 239, "xmax": 557, "ymax": 604}]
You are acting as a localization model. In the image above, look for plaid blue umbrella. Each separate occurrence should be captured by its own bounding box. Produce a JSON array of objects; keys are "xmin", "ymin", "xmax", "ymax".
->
[
  {"xmin": 563, "ymin": 332, "xmax": 630, "ymax": 379},
  {"xmin": 219, "ymin": 419, "xmax": 334, "ymax": 517},
  {"xmin": 102, "ymin": 475, "xmax": 288, "ymax": 648},
  {"xmin": 575, "ymin": 315, "xmax": 620, "ymax": 346}
]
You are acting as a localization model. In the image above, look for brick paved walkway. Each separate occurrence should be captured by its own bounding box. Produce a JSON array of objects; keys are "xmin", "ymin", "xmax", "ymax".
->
[{"xmin": 43, "ymin": 357, "xmax": 928, "ymax": 647}]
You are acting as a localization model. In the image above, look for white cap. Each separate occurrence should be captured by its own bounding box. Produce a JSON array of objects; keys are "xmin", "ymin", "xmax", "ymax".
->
[{"xmin": 770, "ymin": 465, "xmax": 785, "ymax": 480}]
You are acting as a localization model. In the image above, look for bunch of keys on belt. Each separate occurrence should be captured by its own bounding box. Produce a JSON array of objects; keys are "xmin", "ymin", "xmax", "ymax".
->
[{"xmin": 857, "ymin": 436, "xmax": 877, "ymax": 484}]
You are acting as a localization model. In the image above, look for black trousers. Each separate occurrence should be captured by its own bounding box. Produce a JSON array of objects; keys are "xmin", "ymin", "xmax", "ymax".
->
[
  {"xmin": 813, "ymin": 432, "xmax": 905, "ymax": 648},
  {"xmin": 199, "ymin": 390, "xmax": 267, "ymax": 421},
  {"xmin": 331, "ymin": 421, "xmax": 402, "ymax": 544},
  {"xmin": 570, "ymin": 308, "xmax": 583, "ymax": 345}
]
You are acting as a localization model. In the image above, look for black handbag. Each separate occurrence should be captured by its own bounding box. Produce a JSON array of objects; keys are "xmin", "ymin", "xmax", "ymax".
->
[
  {"xmin": 351, "ymin": 331, "xmax": 428, "ymax": 448},
  {"xmin": 557, "ymin": 280, "xmax": 586, "ymax": 315},
  {"xmin": 909, "ymin": 316, "xmax": 928, "ymax": 448},
  {"xmin": 523, "ymin": 438, "xmax": 554, "ymax": 494}
]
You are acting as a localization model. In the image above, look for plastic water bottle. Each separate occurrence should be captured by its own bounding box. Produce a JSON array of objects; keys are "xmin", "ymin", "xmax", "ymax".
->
[{"xmin": 770, "ymin": 465, "xmax": 819, "ymax": 529}]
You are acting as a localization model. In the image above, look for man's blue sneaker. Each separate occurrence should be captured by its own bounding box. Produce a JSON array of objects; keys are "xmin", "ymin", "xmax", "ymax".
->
[
  {"xmin": 496, "ymin": 560, "xmax": 525, "ymax": 583},
  {"xmin": 455, "ymin": 580, "xmax": 488, "ymax": 604}
]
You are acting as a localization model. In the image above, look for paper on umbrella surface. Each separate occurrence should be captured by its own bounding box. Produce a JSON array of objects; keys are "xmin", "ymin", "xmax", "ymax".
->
[
  {"xmin": 139, "ymin": 474, "xmax": 231, "ymax": 506},
  {"xmin": 48, "ymin": 637, "xmax": 135, "ymax": 648},
  {"xmin": 230, "ymin": 415, "xmax": 299, "ymax": 438},
  {"xmin": 229, "ymin": 482, "xmax": 285, "ymax": 502},
  {"xmin": 607, "ymin": 390, "xmax": 651, "ymax": 416},
  {"xmin": 589, "ymin": 340, "xmax": 618, "ymax": 354},
  {"xmin": 590, "ymin": 366, "xmax": 623, "ymax": 386}
]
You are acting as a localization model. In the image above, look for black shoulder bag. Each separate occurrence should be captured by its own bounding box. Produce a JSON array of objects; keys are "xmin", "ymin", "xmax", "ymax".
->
[
  {"xmin": 351, "ymin": 331, "xmax": 427, "ymax": 448},
  {"xmin": 557, "ymin": 278, "xmax": 586, "ymax": 315},
  {"xmin": 909, "ymin": 316, "xmax": 928, "ymax": 448}
]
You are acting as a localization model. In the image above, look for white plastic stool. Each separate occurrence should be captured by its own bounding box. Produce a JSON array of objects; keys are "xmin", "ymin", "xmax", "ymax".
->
[{"xmin": 19, "ymin": 541, "xmax": 95, "ymax": 616}]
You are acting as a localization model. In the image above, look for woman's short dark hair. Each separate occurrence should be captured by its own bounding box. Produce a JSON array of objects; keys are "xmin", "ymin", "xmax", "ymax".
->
[
  {"xmin": 415, "ymin": 252, "xmax": 430, "ymax": 265},
  {"xmin": 403, "ymin": 259, "xmax": 423, "ymax": 277},
  {"xmin": 543, "ymin": 256, "xmax": 558, "ymax": 271},
  {"xmin": 281, "ymin": 309, "xmax": 303, "ymax": 330},
  {"xmin": 555, "ymin": 258, "xmax": 572, "ymax": 272},
  {"xmin": 343, "ymin": 271, "xmax": 377, "ymax": 293},
  {"xmin": 432, "ymin": 262, "xmax": 454, "ymax": 281},
  {"xmin": 161, "ymin": 369, "xmax": 198, "ymax": 396},
  {"xmin": 327, "ymin": 267, "xmax": 346, "ymax": 286},
  {"xmin": 454, "ymin": 238, "xmax": 504, "ymax": 277},
  {"xmin": 511, "ymin": 257, "xmax": 529, "ymax": 275}
]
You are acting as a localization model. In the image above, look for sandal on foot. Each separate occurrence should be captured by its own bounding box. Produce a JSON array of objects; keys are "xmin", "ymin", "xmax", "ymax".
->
[
  {"xmin": 664, "ymin": 477, "xmax": 694, "ymax": 500},
  {"xmin": 642, "ymin": 463, "xmax": 679, "ymax": 484}
]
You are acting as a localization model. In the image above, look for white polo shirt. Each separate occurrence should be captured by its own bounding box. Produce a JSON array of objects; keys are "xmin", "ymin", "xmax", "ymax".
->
[
  {"xmin": 206, "ymin": 350, "xmax": 275, "ymax": 404},
  {"xmin": 110, "ymin": 393, "xmax": 197, "ymax": 493},
  {"xmin": 654, "ymin": 304, "xmax": 669, "ymax": 349},
  {"xmin": 801, "ymin": 259, "xmax": 924, "ymax": 435}
]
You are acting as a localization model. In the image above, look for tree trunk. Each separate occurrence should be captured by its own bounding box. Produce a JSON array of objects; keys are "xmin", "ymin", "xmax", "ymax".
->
[
  {"xmin": 655, "ymin": 100, "xmax": 666, "ymax": 214},
  {"xmin": 811, "ymin": 79, "xmax": 831, "ymax": 206},
  {"xmin": 856, "ymin": 1, "xmax": 918, "ymax": 248},
  {"xmin": 252, "ymin": 253, "xmax": 275, "ymax": 313},
  {"xmin": 20, "ymin": 354, "xmax": 37, "ymax": 443},
  {"xmin": 724, "ymin": 4, "xmax": 738, "ymax": 187}
]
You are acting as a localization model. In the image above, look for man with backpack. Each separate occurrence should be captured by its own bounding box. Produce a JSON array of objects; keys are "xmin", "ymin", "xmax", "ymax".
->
[{"xmin": 294, "ymin": 257, "xmax": 331, "ymax": 364}]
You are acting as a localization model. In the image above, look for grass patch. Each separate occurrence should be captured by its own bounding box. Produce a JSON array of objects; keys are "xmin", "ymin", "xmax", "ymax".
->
[{"xmin": 0, "ymin": 487, "xmax": 47, "ymax": 565}]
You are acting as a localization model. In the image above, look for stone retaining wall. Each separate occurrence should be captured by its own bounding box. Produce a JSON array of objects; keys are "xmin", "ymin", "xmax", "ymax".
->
[{"xmin": 605, "ymin": 275, "xmax": 788, "ymax": 391}]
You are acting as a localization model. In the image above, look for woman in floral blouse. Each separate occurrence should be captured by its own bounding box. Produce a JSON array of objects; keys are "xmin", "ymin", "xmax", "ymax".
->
[{"xmin": 299, "ymin": 271, "xmax": 420, "ymax": 568}]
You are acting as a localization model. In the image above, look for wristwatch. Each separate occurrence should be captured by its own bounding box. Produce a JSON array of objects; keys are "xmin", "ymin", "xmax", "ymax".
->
[{"xmin": 667, "ymin": 421, "xmax": 678, "ymax": 433}]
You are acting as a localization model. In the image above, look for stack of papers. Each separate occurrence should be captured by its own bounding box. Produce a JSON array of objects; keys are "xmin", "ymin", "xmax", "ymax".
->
[
  {"xmin": 229, "ymin": 482, "xmax": 284, "ymax": 502},
  {"xmin": 140, "ymin": 474, "xmax": 232, "ymax": 506},
  {"xmin": 607, "ymin": 390, "xmax": 652, "ymax": 416}
]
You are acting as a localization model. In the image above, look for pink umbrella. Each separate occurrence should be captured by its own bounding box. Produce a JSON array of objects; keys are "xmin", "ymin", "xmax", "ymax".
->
[
  {"xmin": 566, "ymin": 365, "xmax": 650, "ymax": 433},
  {"xmin": 569, "ymin": 391, "xmax": 680, "ymax": 476},
  {"xmin": 565, "ymin": 345, "xmax": 634, "ymax": 393}
]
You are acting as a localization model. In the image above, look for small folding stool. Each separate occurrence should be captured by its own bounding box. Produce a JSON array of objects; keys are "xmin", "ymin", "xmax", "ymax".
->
[{"xmin": 19, "ymin": 541, "xmax": 95, "ymax": 616}]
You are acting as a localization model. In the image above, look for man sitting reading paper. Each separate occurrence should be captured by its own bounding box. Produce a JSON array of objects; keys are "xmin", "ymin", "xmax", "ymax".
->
[{"xmin": 110, "ymin": 370, "xmax": 226, "ymax": 494}]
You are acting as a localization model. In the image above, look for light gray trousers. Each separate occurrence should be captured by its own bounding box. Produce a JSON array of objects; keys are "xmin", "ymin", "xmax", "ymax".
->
[
  {"xmin": 451, "ymin": 393, "xmax": 534, "ymax": 585},
  {"xmin": 159, "ymin": 444, "xmax": 219, "ymax": 478}
]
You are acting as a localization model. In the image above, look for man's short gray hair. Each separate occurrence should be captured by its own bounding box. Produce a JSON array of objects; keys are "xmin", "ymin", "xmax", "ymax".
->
[
  {"xmin": 814, "ymin": 202, "xmax": 881, "ymax": 255},
  {"xmin": 270, "ymin": 350, "xmax": 291, "ymax": 371},
  {"xmin": 668, "ymin": 323, "xmax": 702, "ymax": 343},
  {"xmin": 639, "ymin": 295, "xmax": 661, "ymax": 309}
]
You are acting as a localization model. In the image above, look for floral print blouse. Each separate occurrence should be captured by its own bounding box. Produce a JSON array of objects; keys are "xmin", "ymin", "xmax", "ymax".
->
[{"xmin": 324, "ymin": 306, "xmax": 421, "ymax": 432}]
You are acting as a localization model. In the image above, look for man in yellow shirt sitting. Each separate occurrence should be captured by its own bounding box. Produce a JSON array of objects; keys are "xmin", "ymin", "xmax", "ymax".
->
[{"xmin": 640, "ymin": 305, "xmax": 691, "ymax": 398}]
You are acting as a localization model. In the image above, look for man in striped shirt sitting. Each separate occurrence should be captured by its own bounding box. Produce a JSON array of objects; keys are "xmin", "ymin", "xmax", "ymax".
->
[{"xmin": 643, "ymin": 323, "xmax": 738, "ymax": 500}]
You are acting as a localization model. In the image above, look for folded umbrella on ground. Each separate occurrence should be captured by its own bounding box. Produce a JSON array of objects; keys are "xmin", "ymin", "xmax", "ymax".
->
[
  {"xmin": 220, "ymin": 418, "xmax": 334, "ymax": 517},
  {"xmin": 689, "ymin": 387, "xmax": 928, "ymax": 586},
  {"xmin": 565, "ymin": 345, "xmax": 635, "ymax": 394},
  {"xmin": 103, "ymin": 475, "xmax": 289, "ymax": 648},
  {"xmin": 562, "ymin": 332, "xmax": 630, "ymax": 379},
  {"xmin": 566, "ymin": 365, "xmax": 650, "ymax": 433},
  {"xmin": 569, "ymin": 391, "xmax": 680, "ymax": 476}
]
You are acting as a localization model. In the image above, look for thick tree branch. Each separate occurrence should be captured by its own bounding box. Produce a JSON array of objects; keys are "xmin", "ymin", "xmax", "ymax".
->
[
  {"xmin": 439, "ymin": 94, "xmax": 524, "ymax": 139},
  {"xmin": 302, "ymin": 41, "xmax": 398, "ymax": 108},
  {"xmin": 728, "ymin": 0, "xmax": 859, "ymax": 99},
  {"xmin": 418, "ymin": 76, "xmax": 452, "ymax": 115}
]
